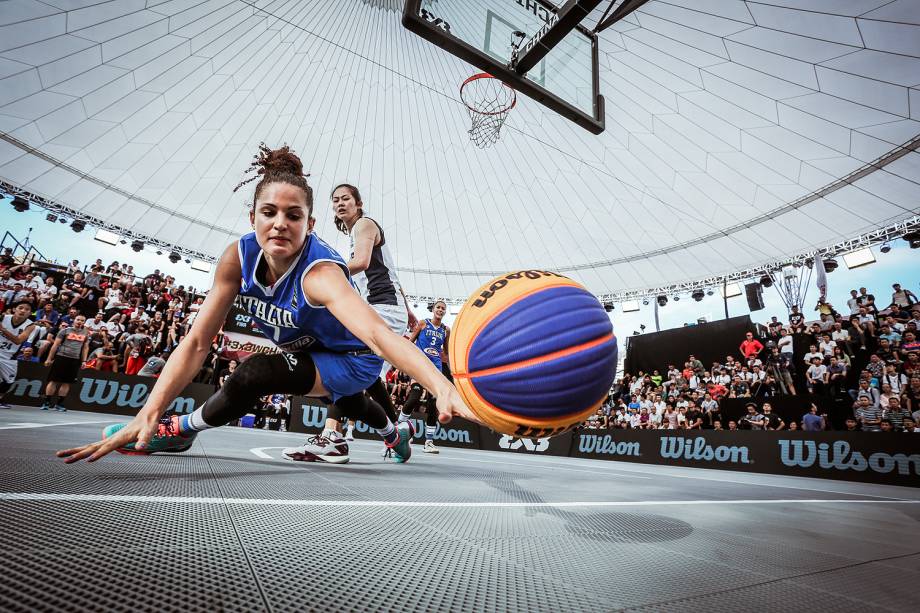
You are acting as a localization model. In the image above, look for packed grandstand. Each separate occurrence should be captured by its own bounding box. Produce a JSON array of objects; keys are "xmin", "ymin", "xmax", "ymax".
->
[{"xmin": 2, "ymin": 246, "xmax": 917, "ymax": 432}]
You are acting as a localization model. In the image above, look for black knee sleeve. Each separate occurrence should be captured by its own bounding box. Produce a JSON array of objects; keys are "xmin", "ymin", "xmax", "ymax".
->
[
  {"xmin": 202, "ymin": 353, "xmax": 316, "ymax": 427},
  {"xmin": 401, "ymin": 383, "xmax": 423, "ymax": 415},
  {"xmin": 425, "ymin": 395, "xmax": 438, "ymax": 426},
  {"xmin": 335, "ymin": 393, "xmax": 387, "ymax": 430}
]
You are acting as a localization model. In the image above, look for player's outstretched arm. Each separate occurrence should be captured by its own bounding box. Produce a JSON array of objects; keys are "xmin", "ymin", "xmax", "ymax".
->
[
  {"xmin": 304, "ymin": 262, "xmax": 478, "ymax": 425},
  {"xmin": 56, "ymin": 244, "xmax": 242, "ymax": 463}
]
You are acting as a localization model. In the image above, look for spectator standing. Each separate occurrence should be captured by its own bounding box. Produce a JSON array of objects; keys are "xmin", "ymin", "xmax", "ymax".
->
[
  {"xmin": 122, "ymin": 325, "xmax": 153, "ymax": 376},
  {"xmin": 739, "ymin": 332, "xmax": 763, "ymax": 360},
  {"xmin": 740, "ymin": 403, "xmax": 765, "ymax": 430},
  {"xmin": 802, "ymin": 404, "xmax": 825, "ymax": 431},
  {"xmin": 890, "ymin": 283, "xmax": 917, "ymax": 309},
  {"xmin": 41, "ymin": 314, "xmax": 90, "ymax": 411},
  {"xmin": 762, "ymin": 403, "xmax": 785, "ymax": 430},
  {"xmin": 846, "ymin": 289, "xmax": 861, "ymax": 316}
]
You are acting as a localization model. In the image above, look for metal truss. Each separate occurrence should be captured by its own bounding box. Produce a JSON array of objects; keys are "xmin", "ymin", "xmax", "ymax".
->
[
  {"xmin": 595, "ymin": 215, "xmax": 920, "ymax": 304},
  {"xmin": 1, "ymin": 180, "xmax": 216, "ymax": 263},
  {"xmin": 4, "ymin": 180, "xmax": 918, "ymax": 308}
]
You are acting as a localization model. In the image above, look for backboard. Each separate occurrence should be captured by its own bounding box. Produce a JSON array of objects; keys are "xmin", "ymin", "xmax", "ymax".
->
[{"xmin": 403, "ymin": 0, "xmax": 604, "ymax": 134}]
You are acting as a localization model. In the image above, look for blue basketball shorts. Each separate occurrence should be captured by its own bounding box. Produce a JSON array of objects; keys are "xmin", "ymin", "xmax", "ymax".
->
[{"xmin": 312, "ymin": 350, "xmax": 384, "ymax": 403}]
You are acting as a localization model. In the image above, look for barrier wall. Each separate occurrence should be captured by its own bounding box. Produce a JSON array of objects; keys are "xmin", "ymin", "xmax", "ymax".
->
[
  {"xmin": 7, "ymin": 362, "xmax": 214, "ymax": 416},
  {"xmin": 6, "ymin": 364, "xmax": 917, "ymax": 487},
  {"xmin": 290, "ymin": 403, "xmax": 920, "ymax": 487}
]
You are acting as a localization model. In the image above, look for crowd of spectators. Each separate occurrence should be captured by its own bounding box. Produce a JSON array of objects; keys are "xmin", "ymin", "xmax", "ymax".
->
[
  {"xmin": 597, "ymin": 284, "xmax": 920, "ymax": 433},
  {"xmin": 0, "ymin": 247, "xmax": 218, "ymax": 383},
  {"xmin": 2, "ymin": 246, "xmax": 918, "ymax": 434}
]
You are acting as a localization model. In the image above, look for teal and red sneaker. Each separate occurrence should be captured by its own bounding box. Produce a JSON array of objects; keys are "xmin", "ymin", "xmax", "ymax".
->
[
  {"xmin": 103, "ymin": 415, "xmax": 196, "ymax": 455},
  {"xmin": 383, "ymin": 421, "xmax": 413, "ymax": 463}
]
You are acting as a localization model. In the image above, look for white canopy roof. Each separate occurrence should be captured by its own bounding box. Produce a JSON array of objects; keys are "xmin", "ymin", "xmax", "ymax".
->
[{"xmin": 1, "ymin": 0, "xmax": 918, "ymax": 299}]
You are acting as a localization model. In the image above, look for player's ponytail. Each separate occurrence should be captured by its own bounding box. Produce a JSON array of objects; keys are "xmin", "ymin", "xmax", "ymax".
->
[
  {"xmin": 331, "ymin": 183, "xmax": 363, "ymax": 234},
  {"xmin": 234, "ymin": 143, "xmax": 314, "ymax": 216}
]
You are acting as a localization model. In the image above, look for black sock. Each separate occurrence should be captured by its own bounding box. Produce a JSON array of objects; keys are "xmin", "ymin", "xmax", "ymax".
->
[
  {"xmin": 56, "ymin": 395, "xmax": 66, "ymax": 406},
  {"xmin": 401, "ymin": 384, "xmax": 423, "ymax": 416},
  {"xmin": 48, "ymin": 396, "xmax": 58, "ymax": 407}
]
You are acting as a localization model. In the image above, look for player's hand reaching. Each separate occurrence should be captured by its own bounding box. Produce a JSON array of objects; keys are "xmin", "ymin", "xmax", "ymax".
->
[
  {"xmin": 56, "ymin": 412, "xmax": 159, "ymax": 463},
  {"xmin": 435, "ymin": 385, "xmax": 479, "ymax": 425}
]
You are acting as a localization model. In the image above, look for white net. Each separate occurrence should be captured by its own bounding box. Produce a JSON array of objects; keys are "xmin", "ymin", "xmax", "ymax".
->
[{"xmin": 460, "ymin": 74, "xmax": 516, "ymax": 148}]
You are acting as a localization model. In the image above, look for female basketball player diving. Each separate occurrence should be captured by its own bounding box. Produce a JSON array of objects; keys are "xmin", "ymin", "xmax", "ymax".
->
[
  {"xmin": 399, "ymin": 300, "xmax": 449, "ymax": 453},
  {"xmin": 56, "ymin": 144, "xmax": 475, "ymax": 464},
  {"xmin": 320, "ymin": 183, "xmax": 417, "ymax": 446}
]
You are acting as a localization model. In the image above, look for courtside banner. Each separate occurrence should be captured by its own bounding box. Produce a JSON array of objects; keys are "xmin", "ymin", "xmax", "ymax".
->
[
  {"xmin": 569, "ymin": 429, "xmax": 920, "ymax": 487},
  {"xmin": 480, "ymin": 428, "xmax": 574, "ymax": 457},
  {"xmin": 8, "ymin": 362, "xmax": 213, "ymax": 416},
  {"xmin": 289, "ymin": 399, "xmax": 481, "ymax": 449}
]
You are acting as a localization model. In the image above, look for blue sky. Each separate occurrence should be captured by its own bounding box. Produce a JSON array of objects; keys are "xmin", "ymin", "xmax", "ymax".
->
[{"xmin": 2, "ymin": 198, "xmax": 917, "ymax": 333}]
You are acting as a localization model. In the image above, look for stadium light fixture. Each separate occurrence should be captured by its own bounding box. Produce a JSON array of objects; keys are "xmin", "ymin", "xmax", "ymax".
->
[
  {"xmin": 656, "ymin": 295, "xmax": 667, "ymax": 307},
  {"xmin": 94, "ymin": 229, "xmax": 119, "ymax": 246},
  {"xmin": 130, "ymin": 240, "xmax": 144, "ymax": 252},
  {"xmin": 903, "ymin": 231, "xmax": 920, "ymax": 249},
  {"xmin": 603, "ymin": 302, "xmax": 614, "ymax": 312},
  {"xmin": 879, "ymin": 242, "xmax": 891, "ymax": 253},
  {"xmin": 621, "ymin": 300, "xmax": 640, "ymax": 312},
  {"xmin": 721, "ymin": 283, "xmax": 742, "ymax": 298},
  {"xmin": 71, "ymin": 220, "xmax": 86, "ymax": 233},
  {"xmin": 168, "ymin": 252, "xmax": 181, "ymax": 264},
  {"xmin": 691, "ymin": 290, "xmax": 704, "ymax": 302},
  {"xmin": 842, "ymin": 248, "xmax": 876, "ymax": 270},
  {"xmin": 11, "ymin": 196, "xmax": 29, "ymax": 212},
  {"xmin": 190, "ymin": 260, "xmax": 212, "ymax": 273}
]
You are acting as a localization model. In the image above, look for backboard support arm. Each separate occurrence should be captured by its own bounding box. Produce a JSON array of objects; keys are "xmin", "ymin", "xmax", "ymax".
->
[
  {"xmin": 512, "ymin": 0, "xmax": 606, "ymax": 75},
  {"xmin": 594, "ymin": 0, "xmax": 650, "ymax": 33}
]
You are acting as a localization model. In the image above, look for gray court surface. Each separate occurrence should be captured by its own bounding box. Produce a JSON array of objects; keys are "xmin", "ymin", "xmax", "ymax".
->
[{"xmin": 1, "ymin": 406, "xmax": 918, "ymax": 613}]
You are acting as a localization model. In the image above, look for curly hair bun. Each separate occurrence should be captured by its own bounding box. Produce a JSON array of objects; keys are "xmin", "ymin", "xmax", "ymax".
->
[
  {"xmin": 234, "ymin": 143, "xmax": 314, "ymax": 212},
  {"xmin": 259, "ymin": 144, "xmax": 304, "ymax": 177}
]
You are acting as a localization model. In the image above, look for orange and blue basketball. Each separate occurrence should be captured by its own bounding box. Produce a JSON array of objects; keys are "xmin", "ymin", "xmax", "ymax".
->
[{"xmin": 449, "ymin": 271, "xmax": 618, "ymax": 438}]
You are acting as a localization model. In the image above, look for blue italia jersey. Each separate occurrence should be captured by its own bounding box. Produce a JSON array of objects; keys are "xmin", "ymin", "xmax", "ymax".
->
[
  {"xmin": 237, "ymin": 232, "xmax": 367, "ymax": 353},
  {"xmin": 415, "ymin": 319, "xmax": 446, "ymax": 363}
]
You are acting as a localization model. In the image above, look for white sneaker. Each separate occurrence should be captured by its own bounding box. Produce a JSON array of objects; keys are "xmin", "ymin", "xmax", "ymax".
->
[
  {"xmin": 282, "ymin": 435, "xmax": 349, "ymax": 464},
  {"xmin": 423, "ymin": 439, "xmax": 439, "ymax": 454},
  {"xmin": 345, "ymin": 427, "xmax": 355, "ymax": 441}
]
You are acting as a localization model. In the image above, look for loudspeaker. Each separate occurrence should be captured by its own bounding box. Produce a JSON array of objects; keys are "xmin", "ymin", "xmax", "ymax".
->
[{"xmin": 745, "ymin": 282, "xmax": 765, "ymax": 311}]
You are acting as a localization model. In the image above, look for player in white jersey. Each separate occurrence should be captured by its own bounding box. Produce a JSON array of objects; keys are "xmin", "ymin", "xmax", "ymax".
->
[
  {"xmin": 325, "ymin": 183, "xmax": 417, "ymax": 443},
  {"xmin": 0, "ymin": 301, "xmax": 36, "ymax": 409}
]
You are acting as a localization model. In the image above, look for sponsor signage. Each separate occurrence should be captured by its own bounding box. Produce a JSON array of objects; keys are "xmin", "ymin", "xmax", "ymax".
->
[
  {"xmin": 6, "ymin": 362, "xmax": 917, "ymax": 486},
  {"xmin": 7, "ymin": 362, "xmax": 213, "ymax": 416},
  {"xmin": 480, "ymin": 430, "xmax": 573, "ymax": 457},
  {"xmin": 567, "ymin": 430, "xmax": 919, "ymax": 486}
]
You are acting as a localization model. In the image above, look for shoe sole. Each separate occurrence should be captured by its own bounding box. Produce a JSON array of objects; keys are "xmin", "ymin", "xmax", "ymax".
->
[
  {"xmin": 283, "ymin": 451, "xmax": 350, "ymax": 464},
  {"xmin": 423, "ymin": 448, "xmax": 440, "ymax": 454}
]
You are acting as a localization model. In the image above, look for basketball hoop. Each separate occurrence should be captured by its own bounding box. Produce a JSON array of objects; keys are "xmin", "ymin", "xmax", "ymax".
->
[{"xmin": 459, "ymin": 73, "xmax": 516, "ymax": 148}]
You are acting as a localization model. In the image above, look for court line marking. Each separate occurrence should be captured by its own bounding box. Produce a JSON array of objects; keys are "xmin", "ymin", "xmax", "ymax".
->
[
  {"xmin": 248, "ymin": 446, "xmax": 653, "ymax": 479},
  {"xmin": 1, "ymin": 493, "xmax": 916, "ymax": 507},
  {"xmin": 0, "ymin": 420, "xmax": 111, "ymax": 430}
]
